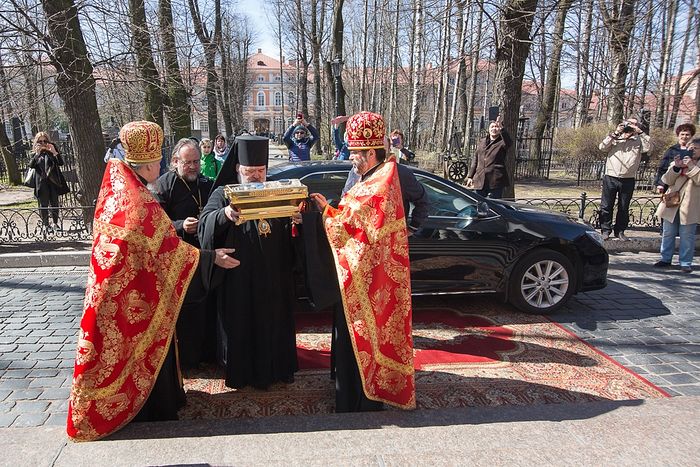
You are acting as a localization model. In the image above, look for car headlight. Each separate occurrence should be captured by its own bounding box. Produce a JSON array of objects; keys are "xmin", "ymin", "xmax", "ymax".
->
[{"xmin": 585, "ymin": 230, "xmax": 604, "ymax": 246}]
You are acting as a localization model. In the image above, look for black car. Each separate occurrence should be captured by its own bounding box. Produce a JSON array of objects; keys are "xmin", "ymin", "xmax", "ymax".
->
[{"xmin": 268, "ymin": 161, "xmax": 608, "ymax": 314}]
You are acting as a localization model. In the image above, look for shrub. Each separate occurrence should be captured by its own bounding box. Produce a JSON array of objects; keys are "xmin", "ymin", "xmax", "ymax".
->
[{"xmin": 554, "ymin": 124, "xmax": 678, "ymax": 164}]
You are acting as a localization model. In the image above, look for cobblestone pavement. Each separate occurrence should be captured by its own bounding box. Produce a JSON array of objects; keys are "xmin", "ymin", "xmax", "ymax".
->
[{"xmin": 0, "ymin": 252, "xmax": 698, "ymax": 428}]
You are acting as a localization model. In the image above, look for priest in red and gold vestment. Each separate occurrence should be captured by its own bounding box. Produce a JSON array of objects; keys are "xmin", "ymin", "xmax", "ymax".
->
[
  {"xmin": 309, "ymin": 111, "xmax": 415, "ymax": 411},
  {"xmin": 66, "ymin": 121, "xmax": 239, "ymax": 442}
]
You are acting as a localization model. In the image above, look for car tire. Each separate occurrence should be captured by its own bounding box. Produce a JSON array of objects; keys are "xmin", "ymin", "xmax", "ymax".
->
[{"xmin": 508, "ymin": 249, "xmax": 575, "ymax": 314}]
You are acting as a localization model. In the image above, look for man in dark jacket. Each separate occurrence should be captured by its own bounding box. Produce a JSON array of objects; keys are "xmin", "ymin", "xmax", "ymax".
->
[
  {"xmin": 466, "ymin": 116, "xmax": 512, "ymax": 199},
  {"xmin": 152, "ymin": 138, "xmax": 215, "ymax": 369}
]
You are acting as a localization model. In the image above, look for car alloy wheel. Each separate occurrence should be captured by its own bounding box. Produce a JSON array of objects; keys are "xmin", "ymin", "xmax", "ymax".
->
[{"xmin": 509, "ymin": 249, "xmax": 575, "ymax": 314}]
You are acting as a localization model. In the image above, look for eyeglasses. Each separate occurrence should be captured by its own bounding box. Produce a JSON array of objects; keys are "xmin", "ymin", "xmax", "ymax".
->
[{"xmin": 179, "ymin": 159, "xmax": 201, "ymax": 167}]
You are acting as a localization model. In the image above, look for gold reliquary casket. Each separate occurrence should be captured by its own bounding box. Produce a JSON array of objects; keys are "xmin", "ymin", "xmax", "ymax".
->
[{"xmin": 224, "ymin": 179, "xmax": 308, "ymax": 226}]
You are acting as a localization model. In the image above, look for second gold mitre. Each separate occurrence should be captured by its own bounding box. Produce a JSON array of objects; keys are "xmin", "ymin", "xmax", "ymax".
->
[{"xmin": 224, "ymin": 179, "xmax": 308, "ymax": 225}]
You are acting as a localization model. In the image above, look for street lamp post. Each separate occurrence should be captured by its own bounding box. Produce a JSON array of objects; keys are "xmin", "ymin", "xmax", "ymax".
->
[{"xmin": 330, "ymin": 56, "xmax": 344, "ymax": 117}]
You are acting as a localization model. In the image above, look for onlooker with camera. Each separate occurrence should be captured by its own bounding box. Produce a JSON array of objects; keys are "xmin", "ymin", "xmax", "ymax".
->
[
  {"xmin": 466, "ymin": 115, "xmax": 512, "ymax": 199},
  {"xmin": 283, "ymin": 113, "xmax": 319, "ymax": 162},
  {"xmin": 389, "ymin": 129, "xmax": 415, "ymax": 164},
  {"xmin": 654, "ymin": 138, "xmax": 700, "ymax": 273},
  {"xmin": 28, "ymin": 132, "xmax": 69, "ymax": 231},
  {"xmin": 598, "ymin": 117, "xmax": 651, "ymax": 241},
  {"xmin": 654, "ymin": 123, "xmax": 695, "ymax": 194}
]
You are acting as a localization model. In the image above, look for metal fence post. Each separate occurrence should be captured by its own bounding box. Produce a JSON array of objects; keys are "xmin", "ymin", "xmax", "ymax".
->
[{"xmin": 579, "ymin": 192, "xmax": 587, "ymax": 219}]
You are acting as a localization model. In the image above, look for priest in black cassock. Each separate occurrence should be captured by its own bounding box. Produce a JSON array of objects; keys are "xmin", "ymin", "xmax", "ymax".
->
[
  {"xmin": 152, "ymin": 138, "xmax": 215, "ymax": 369},
  {"xmin": 198, "ymin": 136, "xmax": 299, "ymax": 390}
]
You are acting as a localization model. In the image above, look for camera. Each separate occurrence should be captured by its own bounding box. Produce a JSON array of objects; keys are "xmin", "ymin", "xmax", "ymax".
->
[
  {"xmin": 296, "ymin": 112, "xmax": 304, "ymax": 120},
  {"xmin": 621, "ymin": 121, "xmax": 633, "ymax": 133}
]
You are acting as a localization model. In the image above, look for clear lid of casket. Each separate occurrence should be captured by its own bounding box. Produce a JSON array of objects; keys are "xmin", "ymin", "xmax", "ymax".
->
[{"xmin": 224, "ymin": 179, "xmax": 308, "ymax": 204}]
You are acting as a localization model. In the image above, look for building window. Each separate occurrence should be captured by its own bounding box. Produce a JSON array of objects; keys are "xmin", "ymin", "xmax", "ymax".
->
[
  {"xmin": 274, "ymin": 92, "xmax": 282, "ymax": 106},
  {"xmin": 257, "ymin": 75, "xmax": 264, "ymax": 82},
  {"xmin": 200, "ymin": 119, "xmax": 209, "ymax": 134},
  {"xmin": 274, "ymin": 116, "xmax": 283, "ymax": 133},
  {"xmin": 274, "ymin": 75, "xmax": 281, "ymax": 82},
  {"xmin": 257, "ymin": 92, "xmax": 265, "ymax": 106}
]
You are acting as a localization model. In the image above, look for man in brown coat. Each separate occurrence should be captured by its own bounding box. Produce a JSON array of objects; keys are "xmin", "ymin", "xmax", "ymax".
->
[{"xmin": 466, "ymin": 115, "xmax": 512, "ymax": 199}]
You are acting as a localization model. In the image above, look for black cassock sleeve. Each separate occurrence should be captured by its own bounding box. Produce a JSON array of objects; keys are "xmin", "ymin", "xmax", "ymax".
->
[{"xmin": 300, "ymin": 211, "xmax": 342, "ymax": 311}]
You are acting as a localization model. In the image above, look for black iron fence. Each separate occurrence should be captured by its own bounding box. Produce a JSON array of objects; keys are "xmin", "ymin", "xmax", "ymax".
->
[
  {"xmin": 0, "ymin": 193, "xmax": 662, "ymax": 244},
  {"xmin": 551, "ymin": 159, "xmax": 659, "ymax": 191}
]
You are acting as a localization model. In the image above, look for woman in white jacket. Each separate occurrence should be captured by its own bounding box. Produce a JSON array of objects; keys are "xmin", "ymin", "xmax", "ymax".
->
[{"xmin": 654, "ymin": 138, "xmax": 700, "ymax": 273}]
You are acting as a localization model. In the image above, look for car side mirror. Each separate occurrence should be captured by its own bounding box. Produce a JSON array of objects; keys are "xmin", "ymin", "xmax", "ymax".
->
[{"xmin": 477, "ymin": 201, "xmax": 490, "ymax": 218}]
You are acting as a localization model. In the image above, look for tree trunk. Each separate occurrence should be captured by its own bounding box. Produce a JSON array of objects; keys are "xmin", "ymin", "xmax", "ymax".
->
[
  {"xmin": 160, "ymin": 0, "xmax": 191, "ymax": 140},
  {"xmin": 655, "ymin": 0, "xmax": 678, "ymax": 128},
  {"xmin": 667, "ymin": 1, "xmax": 695, "ymax": 128},
  {"xmin": 0, "ymin": 52, "xmax": 21, "ymax": 185},
  {"xmin": 448, "ymin": 0, "xmax": 467, "ymax": 154},
  {"xmin": 325, "ymin": 0, "xmax": 346, "ymax": 118},
  {"xmin": 599, "ymin": 0, "xmax": 637, "ymax": 124},
  {"xmin": 294, "ymin": 0, "xmax": 310, "ymax": 117},
  {"xmin": 492, "ymin": 0, "xmax": 539, "ymax": 199},
  {"xmin": 388, "ymin": 0, "xmax": 400, "ymax": 130},
  {"xmin": 408, "ymin": 0, "xmax": 424, "ymax": 146},
  {"xmin": 574, "ymin": 0, "xmax": 594, "ymax": 128},
  {"xmin": 531, "ymin": 0, "xmax": 573, "ymax": 158},
  {"xmin": 188, "ymin": 0, "xmax": 221, "ymax": 137},
  {"xmin": 463, "ymin": 0, "xmax": 483, "ymax": 153},
  {"xmin": 41, "ymin": 0, "xmax": 104, "ymax": 207},
  {"xmin": 218, "ymin": 13, "xmax": 233, "ymax": 138},
  {"xmin": 128, "ymin": 0, "xmax": 164, "ymax": 127},
  {"xmin": 310, "ymin": 0, "xmax": 323, "ymax": 155}
]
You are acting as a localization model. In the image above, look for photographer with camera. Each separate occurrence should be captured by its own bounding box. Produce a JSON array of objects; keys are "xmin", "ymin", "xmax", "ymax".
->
[
  {"xmin": 653, "ymin": 137, "xmax": 700, "ymax": 273},
  {"xmin": 598, "ymin": 117, "xmax": 651, "ymax": 241},
  {"xmin": 283, "ymin": 113, "xmax": 320, "ymax": 162},
  {"xmin": 28, "ymin": 131, "xmax": 69, "ymax": 231}
]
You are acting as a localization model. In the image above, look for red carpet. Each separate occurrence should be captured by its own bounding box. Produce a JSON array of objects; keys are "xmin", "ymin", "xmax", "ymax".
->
[{"xmin": 181, "ymin": 300, "xmax": 668, "ymax": 420}]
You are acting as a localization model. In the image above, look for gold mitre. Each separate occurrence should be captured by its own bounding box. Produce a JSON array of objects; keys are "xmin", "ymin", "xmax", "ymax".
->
[
  {"xmin": 120, "ymin": 120, "xmax": 164, "ymax": 164},
  {"xmin": 224, "ymin": 179, "xmax": 308, "ymax": 225}
]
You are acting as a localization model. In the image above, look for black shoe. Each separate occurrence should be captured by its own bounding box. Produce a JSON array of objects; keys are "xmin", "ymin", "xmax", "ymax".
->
[
  {"xmin": 653, "ymin": 260, "xmax": 672, "ymax": 268},
  {"xmin": 602, "ymin": 231, "xmax": 611, "ymax": 241},
  {"xmin": 616, "ymin": 232, "xmax": 629, "ymax": 241},
  {"xmin": 681, "ymin": 266, "xmax": 693, "ymax": 273}
]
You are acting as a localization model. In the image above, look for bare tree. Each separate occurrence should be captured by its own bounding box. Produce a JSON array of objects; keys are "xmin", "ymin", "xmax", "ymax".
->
[
  {"xmin": 160, "ymin": 0, "xmax": 191, "ymax": 139},
  {"xmin": 492, "ymin": 0, "xmax": 539, "ymax": 199},
  {"xmin": 188, "ymin": 0, "xmax": 222, "ymax": 137},
  {"xmin": 40, "ymin": 0, "xmax": 105, "ymax": 206},
  {"xmin": 128, "ymin": 0, "xmax": 164, "ymax": 126},
  {"xmin": 532, "ymin": 0, "xmax": 574, "ymax": 156},
  {"xmin": 599, "ymin": 0, "xmax": 637, "ymax": 124}
]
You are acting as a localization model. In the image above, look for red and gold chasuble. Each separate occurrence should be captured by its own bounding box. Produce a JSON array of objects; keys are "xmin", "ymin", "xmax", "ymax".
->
[
  {"xmin": 67, "ymin": 160, "xmax": 199, "ymax": 441},
  {"xmin": 322, "ymin": 161, "xmax": 415, "ymax": 409}
]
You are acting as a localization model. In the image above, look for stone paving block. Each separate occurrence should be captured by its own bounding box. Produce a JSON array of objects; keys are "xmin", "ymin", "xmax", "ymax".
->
[
  {"xmin": 28, "ymin": 369, "xmax": 60, "ymax": 378},
  {"xmin": 45, "ymin": 412, "xmax": 68, "ymax": 426},
  {"xmin": 7, "ymin": 389, "xmax": 43, "ymax": 400},
  {"xmin": 14, "ymin": 400, "xmax": 50, "ymax": 412},
  {"xmin": 672, "ymin": 362, "xmax": 700, "ymax": 373},
  {"xmin": 48, "ymin": 399, "xmax": 69, "ymax": 412},
  {"xmin": 32, "ymin": 351, "xmax": 59, "ymax": 360},
  {"xmin": 0, "ymin": 412, "xmax": 18, "ymax": 427},
  {"xmin": 0, "ymin": 336, "xmax": 17, "ymax": 345},
  {"xmin": 38, "ymin": 387, "xmax": 70, "ymax": 400},
  {"xmin": 661, "ymin": 373, "xmax": 700, "ymax": 385},
  {"xmin": 672, "ymin": 385, "xmax": 700, "ymax": 396},
  {"xmin": 0, "ymin": 378, "xmax": 32, "ymax": 390},
  {"xmin": 15, "ymin": 336, "xmax": 41, "ymax": 344},
  {"xmin": 0, "ymin": 400, "xmax": 16, "ymax": 412},
  {"xmin": 6, "ymin": 360, "xmax": 35, "ymax": 370},
  {"xmin": 2, "ymin": 369, "xmax": 31, "ymax": 378},
  {"xmin": 0, "ymin": 390, "xmax": 11, "ymax": 402},
  {"xmin": 39, "ymin": 343, "xmax": 63, "ymax": 352},
  {"xmin": 28, "ymin": 376, "xmax": 69, "ymax": 389},
  {"xmin": 11, "ymin": 412, "xmax": 49, "ymax": 427}
]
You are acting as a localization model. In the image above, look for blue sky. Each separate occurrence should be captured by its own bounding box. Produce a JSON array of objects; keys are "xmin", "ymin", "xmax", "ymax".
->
[{"xmin": 239, "ymin": 0, "xmax": 279, "ymax": 57}]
